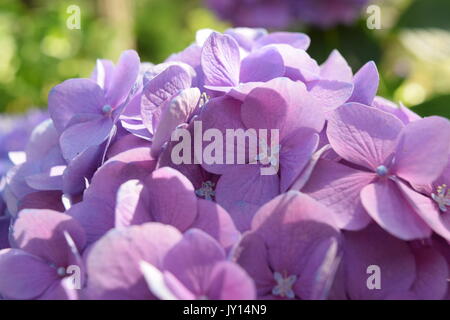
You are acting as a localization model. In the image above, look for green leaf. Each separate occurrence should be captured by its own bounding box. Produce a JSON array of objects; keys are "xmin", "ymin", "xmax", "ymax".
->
[
  {"xmin": 396, "ymin": 0, "xmax": 450, "ymax": 30},
  {"xmin": 411, "ymin": 95, "xmax": 450, "ymax": 119}
]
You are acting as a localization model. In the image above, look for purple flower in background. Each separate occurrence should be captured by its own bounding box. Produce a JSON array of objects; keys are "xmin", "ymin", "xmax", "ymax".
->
[
  {"xmin": 141, "ymin": 229, "xmax": 255, "ymax": 300},
  {"xmin": 206, "ymin": 0, "xmax": 292, "ymax": 29},
  {"xmin": 2, "ymin": 119, "xmax": 66, "ymax": 216},
  {"xmin": 0, "ymin": 109, "xmax": 47, "ymax": 177},
  {"xmin": 303, "ymin": 103, "xmax": 450, "ymax": 240},
  {"xmin": 293, "ymin": 0, "xmax": 371, "ymax": 29},
  {"xmin": 236, "ymin": 191, "xmax": 341, "ymax": 300},
  {"xmin": 0, "ymin": 209, "xmax": 86, "ymax": 300},
  {"xmin": 206, "ymin": 0, "xmax": 371, "ymax": 29}
]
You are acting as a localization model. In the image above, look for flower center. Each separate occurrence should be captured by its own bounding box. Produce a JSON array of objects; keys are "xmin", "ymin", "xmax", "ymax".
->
[
  {"xmin": 102, "ymin": 104, "xmax": 113, "ymax": 114},
  {"xmin": 57, "ymin": 267, "xmax": 66, "ymax": 277},
  {"xmin": 376, "ymin": 165, "xmax": 389, "ymax": 177},
  {"xmin": 432, "ymin": 184, "xmax": 450, "ymax": 213},
  {"xmin": 195, "ymin": 181, "xmax": 216, "ymax": 201},
  {"xmin": 272, "ymin": 272, "xmax": 297, "ymax": 299},
  {"xmin": 255, "ymin": 138, "xmax": 281, "ymax": 168}
]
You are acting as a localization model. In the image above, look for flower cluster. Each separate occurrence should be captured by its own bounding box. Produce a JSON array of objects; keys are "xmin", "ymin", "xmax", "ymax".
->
[
  {"xmin": 0, "ymin": 28, "xmax": 449, "ymax": 300},
  {"xmin": 206, "ymin": 0, "xmax": 372, "ymax": 29}
]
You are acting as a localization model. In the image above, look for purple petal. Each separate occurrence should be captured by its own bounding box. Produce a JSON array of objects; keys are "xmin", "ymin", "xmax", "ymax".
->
[
  {"xmin": 192, "ymin": 199, "xmax": 240, "ymax": 250},
  {"xmin": 48, "ymin": 79, "xmax": 105, "ymax": 133},
  {"xmin": 206, "ymin": 261, "xmax": 256, "ymax": 300},
  {"xmin": 309, "ymin": 80, "xmax": 354, "ymax": 111},
  {"xmin": 410, "ymin": 246, "xmax": 448, "ymax": 300},
  {"xmin": 396, "ymin": 180, "xmax": 450, "ymax": 241},
  {"xmin": 114, "ymin": 179, "xmax": 150, "ymax": 229},
  {"xmin": 85, "ymin": 223, "xmax": 182, "ymax": 299},
  {"xmin": 59, "ymin": 116, "xmax": 113, "ymax": 162},
  {"xmin": 201, "ymin": 32, "xmax": 241, "ymax": 87},
  {"xmin": 361, "ymin": 180, "xmax": 431, "ymax": 240},
  {"xmin": 280, "ymin": 132, "xmax": 319, "ymax": 192},
  {"xmin": 254, "ymin": 32, "xmax": 310, "ymax": 50},
  {"xmin": 320, "ymin": 50, "xmax": 353, "ymax": 83},
  {"xmin": 271, "ymin": 45, "xmax": 320, "ymax": 83},
  {"xmin": 13, "ymin": 209, "xmax": 86, "ymax": 266},
  {"xmin": 348, "ymin": 61, "xmax": 379, "ymax": 105},
  {"xmin": 143, "ymin": 167, "xmax": 197, "ymax": 231},
  {"xmin": 215, "ymin": 165, "xmax": 280, "ymax": 232},
  {"xmin": 241, "ymin": 78, "xmax": 325, "ymax": 139},
  {"xmin": 239, "ymin": 46, "xmax": 285, "ymax": 83},
  {"xmin": 343, "ymin": 224, "xmax": 416, "ymax": 300},
  {"xmin": 68, "ymin": 198, "xmax": 114, "ymax": 246},
  {"xmin": 18, "ymin": 191, "xmax": 65, "ymax": 213},
  {"xmin": 303, "ymin": 159, "xmax": 374, "ymax": 230},
  {"xmin": 142, "ymin": 65, "xmax": 192, "ymax": 134},
  {"xmin": 163, "ymin": 229, "xmax": 225, "ymax": 297},
  {"xmin": 0, "ymin": 249, "xmax": 57, "ymax": 300},
  {"xmin": 151, "ymin": 88, "xmax": 200, "ymax": 157},
  {"xmin": 394, "ymin": 116, "xmax": 450, "ymax": 185},
  {"xmin": 327, "ymin": 103, "xmax": 404, "ymax": 170},
  {"xmin": 106, "ymin": 50, "xmax": 140, "ymax": 107}
]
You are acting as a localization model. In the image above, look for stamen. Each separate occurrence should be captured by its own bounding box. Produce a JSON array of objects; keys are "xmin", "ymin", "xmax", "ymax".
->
[
  {"xmin": 272, "ymin": 272, "xmax": 297, "ymax": 299},
  {"xmin": 199, "ymin": 92, "xmax": 210, "ymax": 108},
  {"xmin": 102, "ymin": 104, "xmax": 112, "ymax": 114},
  {"xmin": 376, "ymin": 165, "xmax": 389, "ymax": 177},
  {"xmin": 432, "ymin": 184, "xmax": 450, "ymax": 212},
  {"xmin": 57, "ymin": 267, "xmax": 66, "ymax": 277},
  {"xmin": 195, "ymin": 181, "xmax": 216, "ymax": 201}
]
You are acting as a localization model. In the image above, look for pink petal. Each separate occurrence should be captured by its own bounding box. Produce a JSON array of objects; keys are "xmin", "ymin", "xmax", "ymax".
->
[
  {"xmin": 320, "ymin": 50, "xmax": 353, "ymax": 83},
  {"xmin": 201, "ymin": 32, "xmax": 240, "ymax": 87},
  {"xmin": 327, "ymin": 103, "xmax": 404, "ymax": 170},
  {"xmin": 143, "ymin": 167, "xmax": 197, "ymax": 231},
  {"xmin": 85, "ymin": 223, "xmax": 182, "ymax": 299},
  {"xmin": 394, "ymin": 116, "xmax": 450, "ymax": 185},
  {"xmin": 106, "ymin": 50, "xmax": 140, "ymax": 107},
  {"xmin": 192, "ymin": 199, "xmax": 240, "ymax": 250},
  {"xmin": 349, "ymin": 61, "xmax": 379, "ymax": 105},
  {"xmin": 361, "ymin": 180, "xmax": 431, "ymax": 240},
  {"xmin": 396, "ymin": 179, "xmax": 450, "ymax": 241},
  {"xmin": 206, "ymin": 261, "xmax": 256, "ymax": 300},
  {"xmin": 303, "ymin": 159, "xmax": 374, "ymax": 230}
]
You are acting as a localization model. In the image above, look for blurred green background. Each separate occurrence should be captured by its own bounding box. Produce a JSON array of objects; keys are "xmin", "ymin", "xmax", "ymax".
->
[{"xmin": 0, "ymin": 0, "xmax": 449, "ymax": 117}]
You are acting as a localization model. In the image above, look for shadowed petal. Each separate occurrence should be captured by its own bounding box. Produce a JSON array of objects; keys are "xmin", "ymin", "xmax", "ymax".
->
[{"xmin": 0, "ymin": 249, "xmax": 58, "ymax": 300}]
